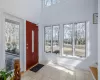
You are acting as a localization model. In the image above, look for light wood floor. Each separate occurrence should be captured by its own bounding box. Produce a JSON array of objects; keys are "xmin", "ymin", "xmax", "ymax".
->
[{"xmin": 21, "ymin": 62, "xmax": 93, "ymax": 80}]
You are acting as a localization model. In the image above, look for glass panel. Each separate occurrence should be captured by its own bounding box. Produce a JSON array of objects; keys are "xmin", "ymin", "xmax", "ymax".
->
[
  {"xmin": 52, "ymin": 26, "xmax": 60, "ymax": 54},
  {"xmin": 45, "ymin": 0, "xmax": 52, "ymax": 6},
  {"xmin": 5, "ymin": 19, "xmax": 20, "ymax": 71},
  {"xmin": 44, "ymin": 27, "xmax": 52, "ymax": 53},
  {"xmin": 63, "ymin": 24, "xmax": 73, "ymax": 56},
  {"xmin": 32, "ymin": 31, "xmax": 34, "ymax": 52},
  {"xmin": 52, "ymin": 0, "xmax": 57, "ymax": 4},
  {"xmin": 74, "ymin": 22, "xmax": 86, "ymax": 57}
]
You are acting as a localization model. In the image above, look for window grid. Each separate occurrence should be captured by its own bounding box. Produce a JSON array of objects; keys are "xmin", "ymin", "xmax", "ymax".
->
[
  {"xmin": 44, "ymin": 25, "xmax": 60, "ymax": 54},
  {"xmin": 44, "ymin": 22, "xmax": 86, "ymax": 58}
]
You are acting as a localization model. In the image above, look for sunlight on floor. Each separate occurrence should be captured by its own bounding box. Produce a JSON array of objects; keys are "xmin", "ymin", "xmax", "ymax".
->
[
  {"xmin": 47, "ymin": 61, "xmax": 74, "ymax": 75},
  {"xmin": 21, "ymin": 61, "xmax": 93, "ymax": 80}
]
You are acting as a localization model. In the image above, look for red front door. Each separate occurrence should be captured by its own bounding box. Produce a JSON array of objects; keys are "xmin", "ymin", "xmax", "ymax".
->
[{"xmin": 26, "ymin": 21, "xmax": 38, "ymax": 70}]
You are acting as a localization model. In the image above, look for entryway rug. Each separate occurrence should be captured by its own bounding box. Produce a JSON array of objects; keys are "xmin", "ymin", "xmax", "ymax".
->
[{"xmin": 30, "ymin": 64, "xmax": 44, "ymax": 72}]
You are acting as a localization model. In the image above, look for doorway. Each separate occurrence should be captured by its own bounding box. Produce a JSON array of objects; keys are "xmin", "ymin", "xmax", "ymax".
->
[
  {"xmin": 26, "ymin": 21, "xmax": 38, "ymax": 70},
  {"xmin": 3, "ymin": 13, "xmax": 25, "ymax": 72}
]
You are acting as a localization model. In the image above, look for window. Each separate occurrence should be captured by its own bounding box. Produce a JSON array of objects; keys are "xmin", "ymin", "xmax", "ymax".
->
[
  {"xmin": 44, "ymin": 25, "xmax": 60, "ymax": 54},
  {"xmin": 44, "ymin": 22, "xmax": 86, "ymax": 58},
  {"xmin": 53, "ymin": 25, "xmax": 60, "ymax": 54},
  {"xmin": 63, "ymin": 24, "xmax": 73, "ymax": 56},
  {"xmin": 74, "ymin": 23, "xmax": 86, "ymax": 57},
  {"xmin": 63, "ymin": 22, "xmax": 86, "ymax": 57},
  {"xmin": 44, "ymin": 27, "xmax": 52, "ymax": 53},
  {"xmin": 45, "ymin": 0, "xmax": 52, "ymax": 6},
  {"xmin": 44, "ymin": 0, "xmax": 60, "ymax": 7}
]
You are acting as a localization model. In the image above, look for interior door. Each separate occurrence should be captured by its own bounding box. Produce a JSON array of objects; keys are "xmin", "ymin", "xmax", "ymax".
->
[{"xmin": 26, "ymin": 21, "xmax": 38, "ymax": 70}]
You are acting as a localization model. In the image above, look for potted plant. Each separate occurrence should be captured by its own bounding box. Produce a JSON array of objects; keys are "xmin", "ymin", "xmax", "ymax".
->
[{"xmin": 0, "ymin": 70, "xmax": 12, "ymax": 80}]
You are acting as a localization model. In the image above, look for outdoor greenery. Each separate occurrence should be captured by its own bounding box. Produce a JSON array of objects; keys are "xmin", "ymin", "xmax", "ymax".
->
[
  {"xmin": 0, "ymin": 70, "xmax": 12, "ymax": 80},
  {"xmin": 5, "ymin": 21, "xmax": 20, "ymax": 55}
]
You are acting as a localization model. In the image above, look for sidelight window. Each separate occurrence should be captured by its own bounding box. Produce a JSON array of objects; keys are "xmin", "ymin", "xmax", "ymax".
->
[{"xmin": 44, "ymin": 26, "xmax": 52, "ymax": 53}]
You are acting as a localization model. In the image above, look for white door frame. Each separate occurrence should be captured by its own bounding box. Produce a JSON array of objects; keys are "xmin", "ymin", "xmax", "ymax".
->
[{"xmin": 0, "ymin": 9, "xmax": 26, "ymax": 72}]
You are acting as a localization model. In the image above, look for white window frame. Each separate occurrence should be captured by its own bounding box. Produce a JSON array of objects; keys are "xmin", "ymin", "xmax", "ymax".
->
[
  {"xmin": 43, "ymin": 0, "xmax": 60, "ymax": 7},
  {"xmin": 44, "ymin": 22, "xmax": 87, "ymax": 58},
  {"xmin": 44, "ymin": 25, "xmax": 60, "ymax": 54},
  {"xmin": 74, "ymin": 22, "xmax": 86, "ymax": 58},
  {"xmin": 63, "ymin": 22, "xmax": 86, "ymax": 58},
  {"xmin": 44, "ymin": 26, "xmax": 52, "ymax": 53}
]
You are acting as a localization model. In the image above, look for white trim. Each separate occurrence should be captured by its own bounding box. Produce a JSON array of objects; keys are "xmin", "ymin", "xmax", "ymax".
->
[
  {"xmin": 0, "ymin": 8, "xmax": 25, "ymax": 21},
  {"xmin": 24, "ymin": 21, "xmax": 26, "ymax": 71},
  {"xmin": 73, "ymin": 23, "xmax": 75, "ymax": 56},
  {"xmin": 60, "ymin": 24, "xmax": 63, "ymax": 56}
]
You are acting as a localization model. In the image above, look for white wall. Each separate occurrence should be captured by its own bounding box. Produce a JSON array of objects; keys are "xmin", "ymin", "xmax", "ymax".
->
[
  {"xmin": 98, "ymin": 0, "xmax": 100, "ymax": 79},
  {"xmin": 0, "ymin": 0, "xmax": 42, "ymax": 23},
  {"xmin": 39, "ymin": 0, "xmax": 98, "ymax": 70}
]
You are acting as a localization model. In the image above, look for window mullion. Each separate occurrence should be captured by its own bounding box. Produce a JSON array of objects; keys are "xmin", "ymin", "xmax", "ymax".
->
[
  {"xmin": 73, "ymin": 23, "xmax": 75, "ymax": 56},
  {"xmin": 58, "ymin": 26, "xmax": 60, "ymax": 55},
  {"xmin": 51, "ymin": 26, "xmax": 53, "ymax": 53},
  {"xmin": 60, "ymin": 24, "xmax": 63, "ymax": 56},
  {"xmin": 85, "ymin": 22, "xmax": 87, "ymax": 57}
]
